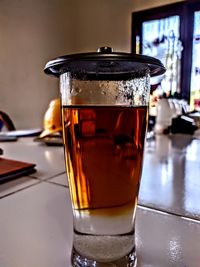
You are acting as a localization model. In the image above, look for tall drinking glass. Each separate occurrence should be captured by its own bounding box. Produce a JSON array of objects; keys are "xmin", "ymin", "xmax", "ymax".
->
[{"xmin": 44, "ymin": 47, "xmax": 165, "ymax": 267}]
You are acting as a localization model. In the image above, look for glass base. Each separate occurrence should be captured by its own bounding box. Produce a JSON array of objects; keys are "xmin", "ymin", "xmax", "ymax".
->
[{"xmin": 71, "ymin": 247, "xmax": 137, "ymax": 267}]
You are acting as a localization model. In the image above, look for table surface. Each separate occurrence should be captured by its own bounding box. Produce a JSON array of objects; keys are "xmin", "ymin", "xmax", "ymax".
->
[{"xmin": 0, "ymin": 135, "xmax": 200, "ymax": 267}]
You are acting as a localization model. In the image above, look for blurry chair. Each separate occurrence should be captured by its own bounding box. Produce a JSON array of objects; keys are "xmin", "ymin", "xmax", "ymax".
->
[{"xmin": 0, "ymin": 111, "xmax": 16, "ymax": 131}]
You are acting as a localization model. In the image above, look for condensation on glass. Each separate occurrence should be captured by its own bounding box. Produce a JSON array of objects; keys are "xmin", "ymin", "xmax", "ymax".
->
[{"xmin": 60, "ymin": 70, "xmax": 150, "ymax": 107}]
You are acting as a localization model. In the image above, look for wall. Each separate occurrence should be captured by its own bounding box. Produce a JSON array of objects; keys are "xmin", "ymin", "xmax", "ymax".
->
[
  {"xmin": 0, "ymin": 0, "xmax": 184, "ymax": 129},
  {"xmin": 0, "ymin": 0, "xmax": 73, "ymax": 129}
]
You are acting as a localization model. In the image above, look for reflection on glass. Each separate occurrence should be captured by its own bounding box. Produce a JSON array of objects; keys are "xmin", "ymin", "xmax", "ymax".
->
[
  {"xmin": 190, "ymin": 11, "xmax": 200, "ymax": 111},
  {"xmin": 141, "ymin": 16, "xmax": 182, "ymax": 96}
]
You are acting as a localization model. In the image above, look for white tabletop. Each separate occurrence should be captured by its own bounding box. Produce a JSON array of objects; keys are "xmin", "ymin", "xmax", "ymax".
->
[{"xmin": 0, "ymin": 135, "xmax": 200, "ymax": 267}]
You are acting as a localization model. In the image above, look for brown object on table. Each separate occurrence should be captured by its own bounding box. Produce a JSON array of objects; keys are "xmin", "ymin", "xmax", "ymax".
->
[
  {"xmin": 0, "ymin": 157, "xmax": 36, "ymax": 183},
  {"xmin": 0, "ymin": 111, "xmax": 16, "ymax": 131}
]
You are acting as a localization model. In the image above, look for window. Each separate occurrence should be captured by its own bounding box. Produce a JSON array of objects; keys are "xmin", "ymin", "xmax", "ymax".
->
[
  {"xmin": 132, "ymin": 0, "xmax": 200, "ymax": 110},
  {"xmin": 142, "ymin": 15, "xmax": 181, "ymax": 96},
  {"xmin": 190, "ymin": 10, "xmax": 200, "ymax": 109}
]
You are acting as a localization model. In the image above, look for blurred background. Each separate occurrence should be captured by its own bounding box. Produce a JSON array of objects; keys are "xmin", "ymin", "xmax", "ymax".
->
[{"xmin": 0, "ymin": 0, "xmax": 184, "ymax": 130}]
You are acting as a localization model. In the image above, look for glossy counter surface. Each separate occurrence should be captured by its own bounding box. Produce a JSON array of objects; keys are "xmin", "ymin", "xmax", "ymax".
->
[{"xmin": 0, "ymin": 135, "xmax": 200, "ymax": 267}]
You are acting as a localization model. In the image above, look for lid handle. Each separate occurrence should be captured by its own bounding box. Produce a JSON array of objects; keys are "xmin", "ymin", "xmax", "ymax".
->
[{"xmin": 97, "ymin": 47, "xmax": 113, "ymax": 53}]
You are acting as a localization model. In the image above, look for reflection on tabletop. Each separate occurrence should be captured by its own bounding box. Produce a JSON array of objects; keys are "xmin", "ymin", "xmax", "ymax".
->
[{"xmin": 140, "ymin": 134, "xmax": 200, "ymax": 220}]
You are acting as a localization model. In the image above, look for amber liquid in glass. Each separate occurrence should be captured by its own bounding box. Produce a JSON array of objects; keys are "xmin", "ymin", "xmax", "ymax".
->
[{"xmin": 62, "ymin": 106, "xmax": 147, "ymax": 211}]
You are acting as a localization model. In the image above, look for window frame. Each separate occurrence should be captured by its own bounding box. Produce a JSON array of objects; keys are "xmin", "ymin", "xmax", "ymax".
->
[{"xmin": 131, "ymin": 0, "xmax": 200, "ymax": 102}]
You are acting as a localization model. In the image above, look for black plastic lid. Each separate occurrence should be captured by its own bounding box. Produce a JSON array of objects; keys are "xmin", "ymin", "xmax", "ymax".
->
[{"xmin": 44, "ymin": 47, "xmax": 166, "ymax": 78}]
